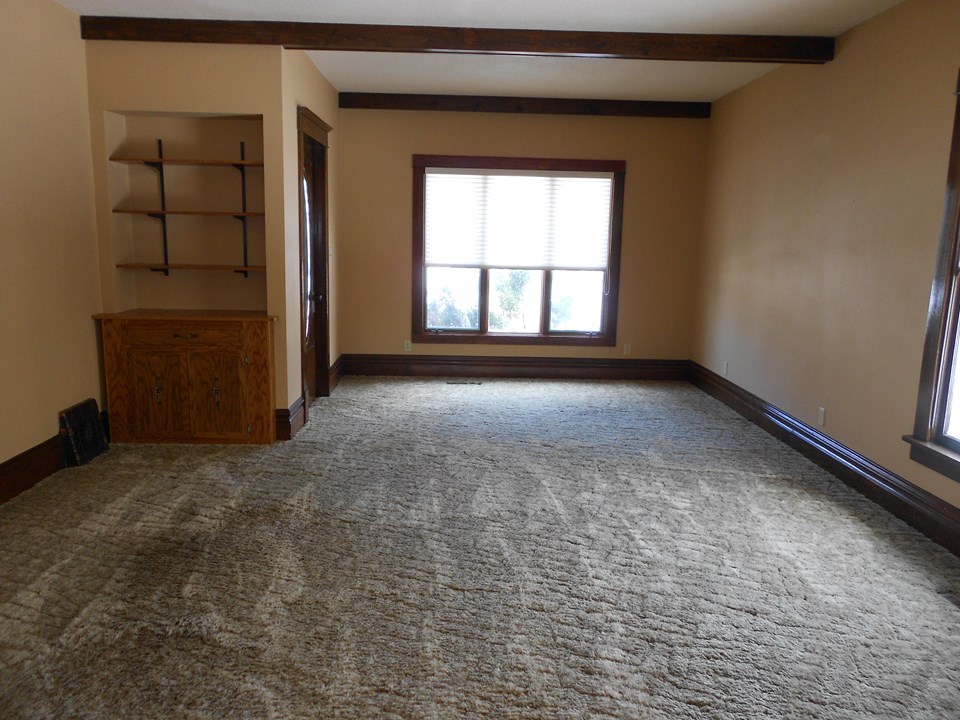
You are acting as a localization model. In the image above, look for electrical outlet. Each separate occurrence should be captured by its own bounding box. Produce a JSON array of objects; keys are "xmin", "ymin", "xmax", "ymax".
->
[
  {"xmin": 723, "ymin": 361, "xmax": 729, "ymax": 377},
  {"xmin": 818, "ymin": 407, "xmax": 826, "ymax": 428},
  {"xmin": 623, "ymin": 343, "xmax": 631, "ymax": 355},
  {"xmin": 403, "ymin": 340, "xmax": 412, "ymax": 352}
]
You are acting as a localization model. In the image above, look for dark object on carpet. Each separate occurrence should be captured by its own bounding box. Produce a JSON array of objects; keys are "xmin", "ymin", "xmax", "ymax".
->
[{"xmin": 58, "ymin": 398, "xmax": 108, "ymax": 467}]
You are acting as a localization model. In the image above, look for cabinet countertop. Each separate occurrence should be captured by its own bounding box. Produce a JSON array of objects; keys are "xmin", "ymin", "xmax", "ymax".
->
[{"xmin": 94, "ymin": 309, "xmax": 278, "ymax": 321}]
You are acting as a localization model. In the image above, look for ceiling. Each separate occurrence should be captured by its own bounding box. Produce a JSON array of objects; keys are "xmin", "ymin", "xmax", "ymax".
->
[{"xmin": 57, "ymin": 0, "xmax": 905, "ymax": 102}]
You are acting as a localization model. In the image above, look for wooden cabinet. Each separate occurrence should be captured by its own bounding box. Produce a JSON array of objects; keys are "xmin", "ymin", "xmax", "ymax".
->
[{"xmin": 97, "ymin": 310, "xmax": 275, "ymax": 444}]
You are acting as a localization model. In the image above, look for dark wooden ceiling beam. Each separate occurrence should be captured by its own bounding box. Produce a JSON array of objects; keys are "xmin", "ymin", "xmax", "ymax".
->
[
  {"xmin": 339, "ymin": 93, "xmax": 711, "ymax": 119},
  {"xmin": 80, "ymin": 17, "xmax": 834, "ymax": 64}
]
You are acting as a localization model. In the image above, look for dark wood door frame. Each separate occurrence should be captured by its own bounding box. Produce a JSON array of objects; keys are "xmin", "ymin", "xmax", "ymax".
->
[{"xmin": 297, "ymin": 106, "xmax": 332, "ymax": 422}]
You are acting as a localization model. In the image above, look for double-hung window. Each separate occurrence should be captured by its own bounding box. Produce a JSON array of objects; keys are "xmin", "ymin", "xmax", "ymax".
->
[
  {"xmin": 905, "ymin": 72, "xmax": 960, "ymax": 481},
  {"xmin": 412, "ymin": 155, "xmax": 625, "ymax": 346}
]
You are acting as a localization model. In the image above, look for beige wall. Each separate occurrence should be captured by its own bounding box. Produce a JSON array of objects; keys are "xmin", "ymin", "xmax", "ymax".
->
[
  {"xmin": 694, "ymin": 0, "xmax": 960, "ymax": 506},
  {"xmin": 0, "ymin": 0, "xmax": 102, "ymax": 462},
  {"xmin": 280, "ymin": 50, "xmax": 341, "ymax": 388},
  {"xmin": 338, "ymin": 110, "xmax": 708, "ymax": 358}
]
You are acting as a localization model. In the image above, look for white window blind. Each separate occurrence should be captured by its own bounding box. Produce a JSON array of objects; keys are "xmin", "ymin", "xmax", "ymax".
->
[{"xmin": 424, "ymin": 168, "xmax": 614, "ymax": 271}]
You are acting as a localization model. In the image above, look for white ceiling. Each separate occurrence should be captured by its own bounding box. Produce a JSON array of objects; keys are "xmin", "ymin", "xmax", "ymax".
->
[{"xmin": 57, "ymin": 0, "xmax": 906, "ymax": 102}]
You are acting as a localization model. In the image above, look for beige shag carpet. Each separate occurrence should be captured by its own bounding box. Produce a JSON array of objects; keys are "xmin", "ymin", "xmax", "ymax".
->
[{"xmin": 0, "ymin": 378, "xmax": 958, "ymax": 719}]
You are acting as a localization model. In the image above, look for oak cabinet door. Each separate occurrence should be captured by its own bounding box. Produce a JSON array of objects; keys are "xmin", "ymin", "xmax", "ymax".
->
[
  {"xmin": 127, "ymin": 349, "xmax": 190, "ymax": 439},
  {"xmin": 188, "ymin": 351, "xmax": 247, "ymax": 440}
]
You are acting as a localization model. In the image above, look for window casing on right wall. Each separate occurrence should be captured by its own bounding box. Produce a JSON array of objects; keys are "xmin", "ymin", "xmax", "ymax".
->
[{"xmin": 905, "ymin": 69, "xmax": 960, "ymax": 481}]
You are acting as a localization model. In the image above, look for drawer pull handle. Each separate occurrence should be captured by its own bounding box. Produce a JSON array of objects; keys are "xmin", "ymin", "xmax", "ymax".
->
[
  {"xmin": 154, "ymin": 375, "xmax": 164, "ymax": 405},
  {"xmin": 212, "ymin": 377, "xmax": 221, "ymax": 407},
  {"xmin": 173, "ymin": 332, "xmax": 199, "ymax": 339}
]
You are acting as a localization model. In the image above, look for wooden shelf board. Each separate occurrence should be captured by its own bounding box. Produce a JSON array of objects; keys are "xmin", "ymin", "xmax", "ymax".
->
[
  {"xmin": 95, "ymin": 308, "xmax": 275, "ymax": 320},
  {"xmin": 110, "ymin": 156, "xmax": 264, "ymax": 167},
  {"xmin": 116, "ymin": 263, "xmax": 266, "ymax": 273},
  {"xmin": 113, "ymin": 209, "xmax": 265, "ymax": 217}
]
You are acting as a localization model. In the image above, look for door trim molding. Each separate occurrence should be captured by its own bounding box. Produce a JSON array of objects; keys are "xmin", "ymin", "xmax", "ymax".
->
[{"xmin": 297, "ymin": 106, "xmax": 333, "ymax": 421}]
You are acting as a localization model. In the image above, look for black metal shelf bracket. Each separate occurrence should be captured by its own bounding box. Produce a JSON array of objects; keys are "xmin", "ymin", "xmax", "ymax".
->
[
  {"xmin": 144, "ymin": 139, "xmax": 170, "ymax": 276},
  {"xmin": 233, "ymin": 141, "xmax": 251, "ymax": 278}
]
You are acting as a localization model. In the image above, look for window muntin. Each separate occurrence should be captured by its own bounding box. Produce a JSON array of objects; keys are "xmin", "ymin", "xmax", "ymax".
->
[{"xmin": 413, "ymin": 156, "xmax": 624, "ymax": 346}]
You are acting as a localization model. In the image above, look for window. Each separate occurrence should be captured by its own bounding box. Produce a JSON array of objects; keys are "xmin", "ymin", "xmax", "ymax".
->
[
  {"xmin": 905, "ymin": 75, "xmax": 960, "ymax": 481},
  {"xmin": 412, "ymin": 155, "xmax": 625, "ymax": 346}
]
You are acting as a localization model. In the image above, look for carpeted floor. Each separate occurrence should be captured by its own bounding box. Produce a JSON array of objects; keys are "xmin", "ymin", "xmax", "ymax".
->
[{"xmin": 0, "ymin": 377, "xmax": 958, "ymax": 719}]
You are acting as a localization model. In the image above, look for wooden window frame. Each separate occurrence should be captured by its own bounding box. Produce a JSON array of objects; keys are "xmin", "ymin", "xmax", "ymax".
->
[
  {"xmin": 411, "ymin": 155, "xmax": 625, "ymax": 347},
  {"xmin": 904, "ymin": 70, "xmax": 960, "ymax": 482}
]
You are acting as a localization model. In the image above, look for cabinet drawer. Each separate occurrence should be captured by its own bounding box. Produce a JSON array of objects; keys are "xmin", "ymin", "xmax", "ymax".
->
[{"xmin": 125, "ymin": 322, "xmax": 243, "ymax": 348}]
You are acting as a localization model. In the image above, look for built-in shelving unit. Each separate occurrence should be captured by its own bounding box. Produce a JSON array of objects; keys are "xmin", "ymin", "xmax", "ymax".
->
[{"xmin": 111, "ymin": 139, "xmax": 265, "ymax": 277}]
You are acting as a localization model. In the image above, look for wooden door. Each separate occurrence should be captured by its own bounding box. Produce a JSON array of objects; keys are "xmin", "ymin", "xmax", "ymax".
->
[
  {"xmin": 188, "ymin": 351, "xmax": 246, "ymax": 439},
  {"xmin": 299, "ymin": 108, "xmax": 331, "ymax": 408},
  {"xmin": 127, "ymin": 349, "xmax": 190, "ymax": 439}
]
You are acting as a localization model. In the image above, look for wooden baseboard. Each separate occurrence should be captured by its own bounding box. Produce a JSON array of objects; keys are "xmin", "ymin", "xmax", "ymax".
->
[
  {"xmin": 340, "ymin": 354, "xmax": 690, "ymax": 380},
  {"xmin": 329, "ymin": 355, "xmax": 344, "ymax": 392},
  {"xmin": 689, "ymin": 362, "xmax": 960, "ymax": 556},
  {"xmin": 0, "ymin": 435, "xmax": 64, "ymax": 504},
  {"xmin": 275, "ymin": 395, "xmax": 306, "ymax": 441}
]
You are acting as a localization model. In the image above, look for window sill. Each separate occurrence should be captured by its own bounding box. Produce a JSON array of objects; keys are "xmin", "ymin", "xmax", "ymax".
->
[
  {"xmin": 413, "ymin": 331, "xmax": 615, "ymax": 347},
  {"xmin": 903, "ymin": 435, "xmax": 960, "ymax": 483}
]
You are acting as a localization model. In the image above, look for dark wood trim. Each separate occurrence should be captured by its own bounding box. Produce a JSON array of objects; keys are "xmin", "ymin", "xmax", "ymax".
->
[
  {"xmin": 298, "ymin": 106, "xmax": 332, "ymax": 417},
  {"xmin": 604, "ymin": 169, "xmax": 625, "ymax": 342},
  {"xmin": 341, "ymin": 354, "xmax": 689, "ymax": 381},
  {"xmin": 275, "ymin": 395, "xmax": 306, "ymax": 441},
  {"xmin": 904, "ymin": 436, "xmax": 960, "ymax": 484},
  {"xmin": 411, "ymin": 155, "xmax": 624, "ymax": 347},
  {"xmin": 329, "ymin": 355, "xmax": 344, "ymax": 393},
  {"xmin": 690, "ymin": 362, "xmax": 960, "ymax": 556},
  {"xmin": 905, "ymin": 70, "xmax": 960, "ymax": 482},
  {"xmin": 80, "ymin": 17, "xmax": 834, "ymax": 64},
  {"xmin": 411, "ymin": 163, "xmax": 426, "ymax": 338},
  {"xmin": 297, "ymin": 106, "xmax": 331, "ymax": 142},
  {"xmin": 412, "ymin": 155, "xmax": 626, "ymax": 173},
  {"xmin": 339, "ymin": 93, "xmax": 711, "ymax": 119},
  {"xmin": 478, "ymin": 269, "xmax": 490, "ymax": 335},
  {"xmin": 0, "ymin": 436, "xmax": 64, "ymax": 504},
  {"xmin": 412, "ymin": 331, "xmax": 616, "ymax": 347},
  {"xmin": 540, "ymin": 272, "xmax": 553, "ymax": 336}
]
